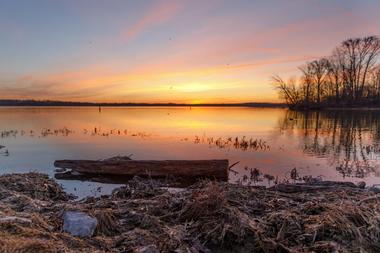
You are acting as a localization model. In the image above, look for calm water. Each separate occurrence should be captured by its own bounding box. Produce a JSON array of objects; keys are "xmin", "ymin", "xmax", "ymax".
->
[{"xmin": 1, "ymin": 107, "xmax": 380, "ymax": 197}]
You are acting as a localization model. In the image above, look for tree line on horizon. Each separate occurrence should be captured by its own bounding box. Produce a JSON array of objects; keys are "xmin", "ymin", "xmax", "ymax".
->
[{"xmin": 272, "ymin": 36, "xmax": 380, "ymax": 109}]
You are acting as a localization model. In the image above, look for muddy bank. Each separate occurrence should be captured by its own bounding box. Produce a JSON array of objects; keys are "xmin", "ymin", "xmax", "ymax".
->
[{"xmin": 0, "ymin": 173, "xmax": 380, "ymax": 252}]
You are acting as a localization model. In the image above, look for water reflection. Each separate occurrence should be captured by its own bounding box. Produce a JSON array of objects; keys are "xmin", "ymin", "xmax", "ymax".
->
[
  {"xmin": 279, "ymin": 110, "xmax": 380, "ymax": 178},
  {"xmin": 1, "ymin": 107, "xmax": 380, "ymax": 198},
  {"xmin": 1, "ymin": 127, "xmax": 270, "ymax": 152}
]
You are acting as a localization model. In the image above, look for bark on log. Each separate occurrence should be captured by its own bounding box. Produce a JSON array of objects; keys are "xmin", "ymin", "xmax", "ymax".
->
[{"xmin": 54, "ymin": 159, "xmax": 229, "ymax": 181}]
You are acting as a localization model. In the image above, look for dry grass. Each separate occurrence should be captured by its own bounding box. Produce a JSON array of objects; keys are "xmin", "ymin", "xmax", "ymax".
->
[
  {"xmin": 0, "ymin": 238, "xmax": 58, "ymax": 253},
  {"xmin": 1, "ymin": 173, "xmax": 380, "ymax": 252},
  {"xmin": 93, "ymin": 209, "xmax": 119, "ymax": 236}
]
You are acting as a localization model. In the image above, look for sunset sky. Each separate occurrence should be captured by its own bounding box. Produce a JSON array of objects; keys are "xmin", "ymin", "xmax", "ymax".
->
[{"xmin": 1, "ymin": 0, "xmax": 380, "ymax": 103}]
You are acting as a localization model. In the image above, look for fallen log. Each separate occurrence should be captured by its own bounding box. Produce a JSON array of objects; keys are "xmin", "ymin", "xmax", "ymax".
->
[
  {"xmin": 270, "ymin": 182, "xmax": 361, "ymax": 193},
  {"xmin": 54, "ymin": 171, "xmax": 197, "ymax": 187},
  {"xmin": 54, "ymin": 159, "xmax": 229, "ymax": 181}
]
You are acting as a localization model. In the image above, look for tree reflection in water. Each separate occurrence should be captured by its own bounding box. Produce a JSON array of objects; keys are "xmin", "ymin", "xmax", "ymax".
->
[{"xmin": 278, "ymin": 110, "xmax": 380, "ymax": 178}]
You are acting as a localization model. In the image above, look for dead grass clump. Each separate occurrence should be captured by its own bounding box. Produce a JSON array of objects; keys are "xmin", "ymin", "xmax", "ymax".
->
[
  {"xmin": 180, "ymin": 182, "xmax": 227, "ymax": 220},
  {"xmin": 0, "ymin": 173, "xmax": 70, "ymax": 201},
  {"xmin": 304, "ymin": 202, "xmax": 380, "ymax": 251},
  {"xmin": 114, "ymin": 228, "xmax": 160, "ymax": 252},
  {"xmin": 0, "ymin": 195, "xmax": 34, "ymax": 213},
  {"xmin": 178, "ymin": 182, "xmax": 259, "ymax": 247},
  {"xmin": 93, "ymin": 209, "xmax": 119, "ymax": 236},
  {"xmin": 366, "ymin": 215, "xmax": 380, "ymax": 252},
  {"xmin": 0, "ymin": 237, "xmax": 59, "ymax": 253},
  {"xmin": 265, "ymin": 211, "xmax": 305, "ymax": 245},
  {"xmin": 112, "ymin": 176, "xmax": 166, "ymax": 199},
  {"xmin": 0, "ymin": 222, "xmax": 24, "ymax": 236}
]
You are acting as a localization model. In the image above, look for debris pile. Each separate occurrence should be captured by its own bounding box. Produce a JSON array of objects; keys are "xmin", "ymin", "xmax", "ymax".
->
[{"xmin": 0, "ymin": 172, "xmax": 380, "ymax": 252}]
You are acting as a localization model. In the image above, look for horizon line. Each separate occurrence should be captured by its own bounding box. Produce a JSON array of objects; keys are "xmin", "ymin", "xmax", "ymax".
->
[{"xmin": 0, "ymin": 99, "xmax": 286, "ymax": 107}]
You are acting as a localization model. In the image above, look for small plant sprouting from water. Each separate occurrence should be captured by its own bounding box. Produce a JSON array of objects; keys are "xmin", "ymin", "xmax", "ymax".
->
[
  {"xmin": 1, "ymin": 127, "xmax": 154, "ymax": 139},
  {"xmin": 263, "ymin": 173, "xmax": 275, "ymax": 184},
  {"xmin": 234, "ymin": 166, "xmax": 324, "ymax": 187},
  {"xmin": 236, "ymin": 167, "xmax": 278, "ymax": 186},
  {"xmin": 82, "ymin": 127, "xmax": 152, "ymax": 138},
  {"xmin": 2, "ymin": 127, "xmax": 270, "ymax": 154},
  {"xmin": 290, "ymin": 167, "xmax": 300, "ymax": 183},
  {"xmin": 336, "ymin": 164, "xmax": 369, "ymax": 179},
  {"xmin": 0, "ymin": 145, "xmax": 9, "ymax": 156},
  {"xmin": 40, "ymin": 127, "xmax": 74, "ymax": 137},
  {"xmin": 1, "ymin": 128, "xmax": 74, "ymax": 138},
  {"xmin": 1, "ymin": 130, "xmax": 18, "ymax": 138},
  {"xmin": 192, "ymin": 135, "xmax": 270, "ymax": 152}
]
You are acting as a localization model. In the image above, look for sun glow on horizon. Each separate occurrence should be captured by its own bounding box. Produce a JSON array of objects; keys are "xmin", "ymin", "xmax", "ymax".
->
[{"xmin": 175, "ymin": 83, "xmax": 213, "ymax": 93}]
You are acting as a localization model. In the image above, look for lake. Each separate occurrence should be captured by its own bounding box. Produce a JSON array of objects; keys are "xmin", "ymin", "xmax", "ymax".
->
[{"xmin": 1, "ymin": 106, "xmax": 380, "ymax": 198}]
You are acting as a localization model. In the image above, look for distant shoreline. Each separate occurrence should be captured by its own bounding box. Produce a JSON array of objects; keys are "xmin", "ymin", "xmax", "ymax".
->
[
  {"xmin": 3, "ymin": 100, "xmax": 380, "ymax": 110},
  {"xmin": 0, "ymin": 100, "xmax": 286, "ymax": 108}
]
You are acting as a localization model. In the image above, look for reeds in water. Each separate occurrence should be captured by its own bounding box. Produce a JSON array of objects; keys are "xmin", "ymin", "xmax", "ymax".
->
[
  {"xmin": 192, "ymin": 135, "xmax": 270, "ymax": 151},
  {"xmin": 0, "ymin": 145, "xmax": 9, "ymax": 156}
]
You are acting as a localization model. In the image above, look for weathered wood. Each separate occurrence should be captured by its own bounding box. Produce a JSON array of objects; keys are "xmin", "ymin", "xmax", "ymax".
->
[
  {"xmin": 55, "ymin": 171, "xmax": 136, "ymax": 184},
  {"xmin": 270, "ymin": 182, "xmax": 360, "ymax": 193},
  {"xmin": 54, "ymin": 159, "xmax": 229, "ymax": 181},
  {"xmin": 54, "ymin": 171, "xmax": 199, "ymax": 187}
]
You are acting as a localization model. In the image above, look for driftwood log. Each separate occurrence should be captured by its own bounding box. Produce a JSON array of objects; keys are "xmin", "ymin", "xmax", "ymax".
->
[
  {"xmin": 54, "ymin": 171, "xmax": 201, "ymax": 187},
  {"xmin": 54, "ymin": 159, "xmax": 229, "ymax": 181},
  {"xmin": 270, "ymin": 181, "xmax": 361, "ymax": 193}
]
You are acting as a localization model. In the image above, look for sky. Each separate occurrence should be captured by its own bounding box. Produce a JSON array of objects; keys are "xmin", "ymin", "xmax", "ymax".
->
[{"xmin": 1, "ymin": 0, "xmax": 380, "ymax": 103}]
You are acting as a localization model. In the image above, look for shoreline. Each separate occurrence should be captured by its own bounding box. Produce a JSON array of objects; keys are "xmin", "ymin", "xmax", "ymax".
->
[
  {"xmin": 2, "ymin": 104, "xmax": 380, "ymax": 110},
  {"xmin": 288, "ymin": 105, "xmax": 380, "ymax": 111},
  {"xmin": 0, "ymin": 172, "xmax": 379, "ymax": 252}
]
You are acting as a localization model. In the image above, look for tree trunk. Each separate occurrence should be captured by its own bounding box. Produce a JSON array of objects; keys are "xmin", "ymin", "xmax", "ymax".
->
[{"xmin": 54, "ymin": 159, "xmax": 229, "ymax": 181}]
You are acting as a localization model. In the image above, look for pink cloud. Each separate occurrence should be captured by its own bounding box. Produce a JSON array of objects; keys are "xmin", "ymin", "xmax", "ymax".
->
[{"xmin": 122, "ymin": 0, "xmax": 183, "ymax": 42}]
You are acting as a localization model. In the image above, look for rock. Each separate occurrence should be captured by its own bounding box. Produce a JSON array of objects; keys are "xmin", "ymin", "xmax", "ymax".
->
[
  {"xmin": 63, "ymin": 211, "xmax": 98, "ymax": 237},
  {"xmin": 133, "ymin": 245, "xmax": 159, "ymax": 253}
]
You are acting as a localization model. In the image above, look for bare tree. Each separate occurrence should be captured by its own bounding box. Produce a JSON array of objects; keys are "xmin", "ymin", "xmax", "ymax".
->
[
  {"xmin": 328, "ymin": 49, "xmax": 345, "ymax": 104},
  {"xmin": 339, "ymin": 36, "xmax": 380, "ymax": 101},
  {"xmin": 370, "ymin": 67, "xmax": 380, "ymax": 100},
  {"xmin": 271, "ymin": 75, "xmax": 300, "ymax": 106},
  {"xmin": 309, "ymin": 58, "xmax": 330, "ymax": 105},
  {"xmin": 299, "ymin": 64, "xmax": 314, "ymax": 106},
  {"xmin": 272, "ymin": 36, "xmax": 380, "ymax": 109}
]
